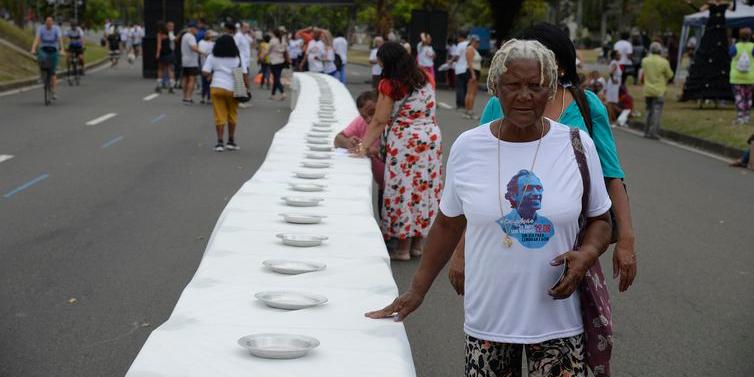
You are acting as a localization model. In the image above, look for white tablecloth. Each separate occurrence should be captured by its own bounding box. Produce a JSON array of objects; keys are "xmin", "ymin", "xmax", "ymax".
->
[{"xmin": 125, "ymin": 73, "xmax": 416, "ymax": 377}]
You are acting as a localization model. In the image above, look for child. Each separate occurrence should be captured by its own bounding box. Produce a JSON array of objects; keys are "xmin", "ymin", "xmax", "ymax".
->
[
  {"xmin": 333, "ymin": 91, "xmax": 384, "ymax": 203},
  {"xmin": 729, "ymin": 134, "xmax": 754, "ymax": 170}
]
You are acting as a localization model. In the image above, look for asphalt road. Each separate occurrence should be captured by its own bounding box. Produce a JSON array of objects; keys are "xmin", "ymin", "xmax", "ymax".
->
[{"xmin": 1, "ymin": 61, "xmax": 753, "ymax": 377}]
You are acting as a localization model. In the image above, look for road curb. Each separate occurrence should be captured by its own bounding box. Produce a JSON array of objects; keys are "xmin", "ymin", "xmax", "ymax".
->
[
  {"xmin": 627, "ymin": 120, "xmax": 745, "ymax": 159},
  {"xmin": 0, "ymin": 56, "xmax": 110, "ymax": 93}
]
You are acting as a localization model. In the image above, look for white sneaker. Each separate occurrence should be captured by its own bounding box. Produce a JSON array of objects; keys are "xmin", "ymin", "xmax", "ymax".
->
[
  {"xmin": 225, "ymin": 142, "xmax": 240, "ymax": 151},
  {"xmin": 214, "ymin": 143, "xmax": 224, "ymax": 152}
]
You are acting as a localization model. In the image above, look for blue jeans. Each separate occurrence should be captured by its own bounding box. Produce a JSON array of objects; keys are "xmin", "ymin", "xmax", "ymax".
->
[
  {"xmin": 337, "ymin": 64, "xmax": 346, "ymax": 83},
  {"xmin": 743, "ymin": 149, "xmax": 751, "ymax": 164}
]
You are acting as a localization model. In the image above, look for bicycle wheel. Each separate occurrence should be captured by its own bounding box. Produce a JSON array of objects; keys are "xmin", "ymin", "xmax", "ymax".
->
[
  {"xmin": 74, "ymin": 59, "xmax": 80, "ymax": 86},
  {"xmin": 67, "ymin": 58, "xmax": 73, "ymax": 86}
]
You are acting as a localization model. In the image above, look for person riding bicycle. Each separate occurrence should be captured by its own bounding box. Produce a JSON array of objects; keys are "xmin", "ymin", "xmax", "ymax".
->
[
  {"xmin": 65, "ymin": 21, "xmax": 85, "ymax": 74},
  {"xmin": 30, "ymin": 16, "xmax": 65, "ymax": 99},
  {"xmin": 106, "ymin": 25, "xmax": 121, "ymax": 67}
]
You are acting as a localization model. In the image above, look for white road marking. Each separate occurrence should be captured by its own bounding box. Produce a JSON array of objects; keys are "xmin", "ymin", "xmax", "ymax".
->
[
  {"xmin": 0, "ymin": 155, "xmax": 14, "ymax": 164},
  {"xmin": 438, "ymin": 102, "xmax": 453, "ymax": 110},
  {"xmin": 614, "ymin": 127, "xmax": 731, "ymax": 163},
  {"xmin": 85, "ymin": 113, "xmax": 117, "ymax": 126},
  {"xmin": 351, "ymin": 71, "xmax": 362, "ymax": 76},
  {"xmin": 143, "ymin": 93, "xmax": 159, "ymax": 101},
  {"xmin": 0, "ymin": 84, "xmax": 43, "ymax": 97}
]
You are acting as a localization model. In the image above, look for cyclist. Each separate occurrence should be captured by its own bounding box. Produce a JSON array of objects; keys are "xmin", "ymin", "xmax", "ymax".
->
[
  {"xmin": 65, "ymin": 21, "xmax": 85, "ymax": 76},
  {"xmin": 30, "ymin": 16, "xmax": 65, "ymax": 100},
  {"xmin": 106, "ymin": 25, "xmax": 121, "ymax": 67}
]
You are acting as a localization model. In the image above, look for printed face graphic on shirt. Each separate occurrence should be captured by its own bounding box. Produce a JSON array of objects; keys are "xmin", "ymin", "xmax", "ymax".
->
[{"xmin": 496, "ymin": 170, "xmax": 554, "ymax": 249}]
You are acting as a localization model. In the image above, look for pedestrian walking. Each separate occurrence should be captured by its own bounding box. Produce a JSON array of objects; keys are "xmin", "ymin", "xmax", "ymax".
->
[
  {"xmin": 288, "ymin": 33, "xmax": 303, "ymax": 71},
  {"xmin": 613, "ymin": 32, "xmax": 633, "ymax": 85},
  {"xmin": 132, "ymin": 23, "xmax": 144, "ymax": 59},
  {"xmin": 155, "ymin": 21, "xmax": 175, "ymax": 93},
  {"xmin": 198, "ymin": 31, "xmax": 216, "ymax": 104},
  {"xmin": 463, "ymin": 35, "xmax": 482, "ymax": 119},
  {"xmin": 321, "ymin": 30, "xmax": 338, "ymax": 77},
  {"xmin": 180, "ymin": 21, "xmax": 202, "ymax": 105},
  {"xmin": 368, "ymin": 39, "xmax": 614, "ymax": 377},
  {"xmin": 352, "ymin": 41, "xmax": 442, "ymax": 261},
  {"xmin": 201, "ymin": 35, "xmax": 248, "ymax": 152},
  {"xmin": 453, "ymin": 31, "xmax": 470, "ymax": 109},
  {"xmin": 106, "ymin": 24, "xmax": 121, "ymax": 68},
  {"xmin": 445, "ymin": 38, "xmax": 457, "ymax": 89},
  {"xmin": 269, "ymin": 28, "xmax": 288, "ymax": 100},
  {"xmin": 333, "ymin": 31, "xmax": 348, "ymax": 83},
  {"xmin": 729, "ymin": 134, "xmax": 754, "ymax": 169},
  {"xmin": 234, "ymin": 23, "xmax": 252, "ymax": 69},
  {"xmin": 640, "ymin": 42, "xmax": 674, "ymax": 139},
  {"xmin": 305, "ymin": 29, "xmax": 324, "ymax": 73},
  {"xmin": 417, "ymin": 33, "xmax": 436, "ymax": 83},
  {"xmin": 606, "ymin": 50, "xmax": 623, "ymax": 124},
  {"xmin": 257, "ymin": 34, "xmax": 271, "ymax": 88},
  {"xmin": 369, "ymin": 36, "xmax": 384, "ymax": 88},
  {"xmin": 472, "ymin": 23, "xmax": 636, "ymax": 301},
  {"xmin": 729, "ymin": 27, "xmax": 754, "ymax": 125}
]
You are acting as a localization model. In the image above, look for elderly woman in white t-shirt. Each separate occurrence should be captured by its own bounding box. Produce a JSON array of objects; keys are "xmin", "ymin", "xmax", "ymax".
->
[{"xmin": 367, "ymin": 39, "xmax": 613, "ymax": 376}]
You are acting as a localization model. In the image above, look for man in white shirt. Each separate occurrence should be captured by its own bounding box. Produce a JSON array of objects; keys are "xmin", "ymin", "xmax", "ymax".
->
[
  {"xmin": 132, "ymin": 24, "xmax": 144, "ymax": 58},
  {"xmin": 453, "ymin": 31, "xmax": 470, "ymax": 109},
  {"xmin": 369, "ymin": 36, "xmax": 384, "ymax": 89},
  {"xmin": 417, "ymin": 33, "xmax": 436, "ymax": 81},
  {"xmin": 234, "ymin": 23, "xmax": 252, "ymax": 69},
  {"xmin": 333, "ymin": 31, "xmax": 348, "ymax": 83},
  {"xmin": 613, "ymin": 32, "xmax": 633, "ymax": 85},
  {"xmin": 180, "ymin": 21, "xmax": 202, "ymax": 104}
]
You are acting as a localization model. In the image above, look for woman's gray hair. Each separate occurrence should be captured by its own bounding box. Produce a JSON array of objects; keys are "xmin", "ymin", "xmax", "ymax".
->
[{"xmin": 487, "ymin": 39, "xmax": 559, "ymax": 98}]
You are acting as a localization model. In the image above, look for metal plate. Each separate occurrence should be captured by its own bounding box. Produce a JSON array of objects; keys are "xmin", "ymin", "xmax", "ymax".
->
[
  {"xmin": 276, "ymin": 233, "xmax": 328, "ymax": 247},
  {"xmin": 281, "ymin": 196, "xmax": 324, "ymax": 207},
  {"xmin": 294, "ymin": 170, "xmax": 327, "ymax": 179},
  {"xmin": 301, "ymin": 161, "xmax": 332, "ymax": 169},
  {"xmin": 306, "ymin": 137, "xmax": 330, "ymax": 145},
  {"xmin": 255, "ymin": 290, "xmax": 328, "ymax": 310},
  {"xmin": 305, "ymin": 152, "xmax": 332, "ymax": 160},
  {"xmin": 289, "ymin": 182, "xmax": 326, "ymax": 192},
  {"xmin": 238, "ymin": 333, "xmax": 320, "ymax": 359},
  {"xmin": 279, "ymin": 213, "xmax": 326, "ymax": 224},
  {"xmin": 263, "ymin": 259, "xmax": 327, "ymax": 274}
]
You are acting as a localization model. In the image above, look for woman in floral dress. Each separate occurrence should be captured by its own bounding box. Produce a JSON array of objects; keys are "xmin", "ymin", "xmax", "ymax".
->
[{"xmin": 353, "ymin": 41, "xmax": 443, "ymax": 261}]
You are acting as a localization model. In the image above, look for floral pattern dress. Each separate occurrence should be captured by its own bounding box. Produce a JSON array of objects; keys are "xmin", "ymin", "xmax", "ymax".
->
[{"xmin": 379, "ymin": 79, "xmax": 443, "ymax": 239}]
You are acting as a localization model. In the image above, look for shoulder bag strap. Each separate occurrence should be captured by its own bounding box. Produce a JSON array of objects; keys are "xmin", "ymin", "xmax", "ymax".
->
[
  {"xmin": 567, "ymin": 86, "xmax": 594, "ymax": 136},
  {"xmin": 570, "ymin": 127, "xmax": 591, "ymax": 248}
]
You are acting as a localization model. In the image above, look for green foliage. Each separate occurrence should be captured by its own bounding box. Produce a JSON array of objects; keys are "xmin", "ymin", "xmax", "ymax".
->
[
  {"xmin": 511, "ymin": 0, "xmax": 548, "ymax": 34},
  {"xmin": 84, "ymin": 0, "xmax": 120, "ymax": 28},
  {"xmin": 637, "ymin": 0, "xmax": 689, "ymax": 34}
]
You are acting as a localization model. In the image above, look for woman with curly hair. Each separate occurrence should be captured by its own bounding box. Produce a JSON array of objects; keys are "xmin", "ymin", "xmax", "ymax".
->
[{"xmin": 352, "ymin": 41, "xmax": 442, "ymax": 261}]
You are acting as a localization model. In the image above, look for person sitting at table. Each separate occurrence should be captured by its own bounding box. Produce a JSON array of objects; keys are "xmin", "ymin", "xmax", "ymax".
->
[{"xmin": 333, "ymin": 91, "xmax": 385, "ymax": 210}]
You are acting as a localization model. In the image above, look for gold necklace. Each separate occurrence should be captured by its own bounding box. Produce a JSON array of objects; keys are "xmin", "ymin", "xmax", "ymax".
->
[{"xmin": 496, "ymin": 118, "xmax": 547, "ymax": 248}]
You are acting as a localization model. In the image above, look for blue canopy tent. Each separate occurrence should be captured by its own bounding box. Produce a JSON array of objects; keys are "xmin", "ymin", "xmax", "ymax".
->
[{"xmin": 677, "ymin": 3, "xmax": 754, "ymax": 80}]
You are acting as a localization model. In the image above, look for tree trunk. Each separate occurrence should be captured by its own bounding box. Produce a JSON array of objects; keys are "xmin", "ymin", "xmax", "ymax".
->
[{"xmin": 375, "ymin": 0, "xmax": 391, "ymax": 36}]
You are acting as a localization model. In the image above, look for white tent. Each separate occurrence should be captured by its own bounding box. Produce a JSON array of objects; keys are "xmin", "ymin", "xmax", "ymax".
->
[{"xmin": 677, "ymin": 2, "xmax": 754, "ymax": 80}]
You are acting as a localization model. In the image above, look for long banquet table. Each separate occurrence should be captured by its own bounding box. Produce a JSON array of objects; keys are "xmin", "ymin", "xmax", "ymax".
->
[{"xmin": 125, "ymin": 73, "xmax": 416, "ymax": 377}]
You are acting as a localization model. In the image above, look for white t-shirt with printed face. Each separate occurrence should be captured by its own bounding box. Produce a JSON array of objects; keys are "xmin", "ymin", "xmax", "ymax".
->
[
  {"xmin": 369, "ymin": 48, "xmax": 381, "ymax": 76},
  {"xmin": 440, "ymin": 121, "xmax": 612, "ymax": 344},
  {"xmin": 181, "ymin": 32, "xmax": 199, "ymax": 67},
  {"xmin": 614, "ymin": 39, "xmax": 633, "ymax": 65}
]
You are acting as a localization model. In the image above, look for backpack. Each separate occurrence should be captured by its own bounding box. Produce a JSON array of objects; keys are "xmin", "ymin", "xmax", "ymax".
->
[{"xmin": 736, "ymin": 49, "xmax": 751, "ymax": 73}]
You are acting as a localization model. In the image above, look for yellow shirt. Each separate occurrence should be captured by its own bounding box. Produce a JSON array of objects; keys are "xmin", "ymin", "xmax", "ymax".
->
[
  {"xmin": 259, "ymin": 42, "xmax": 270, "ymax": 64},
  {"xmin": 641, "ymin": 54, "xmax": 674, "ymax": 98}
]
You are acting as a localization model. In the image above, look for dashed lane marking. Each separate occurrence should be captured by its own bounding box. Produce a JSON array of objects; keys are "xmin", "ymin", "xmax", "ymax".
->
[
  {"xmin": 0, "ymin": 155, "xmax": 13, "ymax": 164},
  {"xmin": 151, "ymin": 114, "xmax": 166, "ymax": 123},
  {"xmin": 438, "ymin": 102, "xmax": 453, "ymax": 110},
  {"xmin": 4, "ymin": 174, "xmax": 49, "ymax": 199},
  {"xmin": 100, "ymin": 136, "xmax": 124, "ymax": 149},
  {"xmin": 143, "ymin": 93, "xmax": 159, "ymax": 101},
  {"xmin": 85, "ymin": 113, "xmax": 117, "ymax": 126}
]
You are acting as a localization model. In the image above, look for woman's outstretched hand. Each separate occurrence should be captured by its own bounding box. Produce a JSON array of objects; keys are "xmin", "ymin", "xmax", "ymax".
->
[
  {"xmin": 365, "ymin": 290, "xmax": 425, "ymax": 322},
  {"xmin": 548, "ymin": 249, "xmax": 599, "ymax": 299}
]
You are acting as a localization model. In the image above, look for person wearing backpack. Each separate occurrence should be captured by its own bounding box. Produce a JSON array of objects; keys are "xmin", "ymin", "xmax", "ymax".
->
[
  {"xmin": 639, "ymin": 42, "xmax": 674, "ymax": 139},
  {"xmin": 730, "ymin": 27, "xmax": 754, "ymax": 125}
]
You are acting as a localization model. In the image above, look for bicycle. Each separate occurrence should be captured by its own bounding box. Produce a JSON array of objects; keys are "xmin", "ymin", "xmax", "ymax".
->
[
  {"xmin": 66, "ymin": 48, "xmax": 82, "ymax": 86},
  {"xmin": 38, "ymin": 53, "xmax": 54, "ymax": 106}
]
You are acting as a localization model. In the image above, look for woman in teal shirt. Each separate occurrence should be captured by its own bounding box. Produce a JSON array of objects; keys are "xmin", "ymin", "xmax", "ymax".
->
[{"xmin": 448, "ymin": 23, "xmax": 637, "ymax": 296}]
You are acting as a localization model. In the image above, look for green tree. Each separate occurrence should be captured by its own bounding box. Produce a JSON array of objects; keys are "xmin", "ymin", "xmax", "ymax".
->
[
  {"xmin": 83, "ymin": 0, "xmax": 119, "ymax": 29},
  {"xmin": 637, "ymin": 0, "xmax": 690, "ymax": 34}
]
